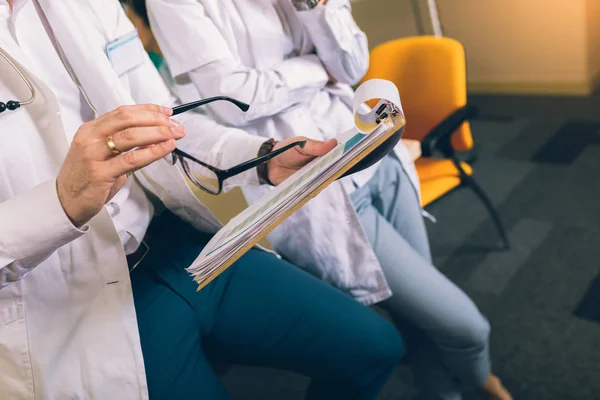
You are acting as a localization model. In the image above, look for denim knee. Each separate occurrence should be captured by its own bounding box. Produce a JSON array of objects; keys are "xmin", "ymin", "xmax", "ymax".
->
[
  {"xmin": 474, "ymin": 314, "xmax": 490, "ymax": 344},
  {"xmin": 369, "ymin": 318, "xmax": 405, "ymax": 367},
  {"xmin": 456, "ymin": 314, "xmax": 490, "ymax": 352}
]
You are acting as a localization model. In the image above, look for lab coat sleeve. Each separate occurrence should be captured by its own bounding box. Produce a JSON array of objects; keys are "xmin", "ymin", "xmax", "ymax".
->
[
  {"xmin": 146, "ymin": 0, "xmax": 329, "ymax": 127},
  {"xmin": 0, "ymin": 180, "xmax": 88, "ymax": 288},
  {"xmin": 186, "ymin": 58, "xmax": 328, "ymax": 127},
  {"xmin": 293, "ymin": 0, "xmax": 369, "ymax": 85}
]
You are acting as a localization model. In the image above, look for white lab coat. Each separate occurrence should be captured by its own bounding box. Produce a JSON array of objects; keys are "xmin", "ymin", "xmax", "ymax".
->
[
  {"xmin": 148, "ymin": 0, "xmax": 422, "ymax": 305},
  {"xmin": 0, "ymin": 0, "xmax": 275, "ymax": 398}
]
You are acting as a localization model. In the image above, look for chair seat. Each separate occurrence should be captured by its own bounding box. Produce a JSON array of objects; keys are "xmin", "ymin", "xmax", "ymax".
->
[{"xmin": 415, "ymin": 158, "xmax": 473, "ymax": 207}]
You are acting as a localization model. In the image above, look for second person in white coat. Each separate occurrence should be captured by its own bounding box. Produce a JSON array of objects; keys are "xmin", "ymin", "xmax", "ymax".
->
[{"xmin": 140, "ymin": 0, "xmax": 512, "ymax": 398}]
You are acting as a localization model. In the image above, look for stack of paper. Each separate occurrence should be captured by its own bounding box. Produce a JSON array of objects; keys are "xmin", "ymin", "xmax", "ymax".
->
[{"xmin": 188, "ymin": 79, "xmax": 406, "ymax": 290}]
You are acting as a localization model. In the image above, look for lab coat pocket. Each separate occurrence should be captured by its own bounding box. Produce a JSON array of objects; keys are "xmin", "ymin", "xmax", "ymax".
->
[{"xmin": 0, "ymin": 304, "xmax": 35, "ymax": 399}]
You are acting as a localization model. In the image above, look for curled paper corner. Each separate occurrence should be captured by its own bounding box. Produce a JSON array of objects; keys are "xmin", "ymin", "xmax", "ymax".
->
[{"xmin": 353, "ymin": 79, "xmax": 403, "ymax": 134}]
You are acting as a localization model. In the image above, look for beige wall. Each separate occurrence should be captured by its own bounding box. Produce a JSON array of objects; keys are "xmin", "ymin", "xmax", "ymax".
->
[
  {"xmin": 352, "ymin": 0, "xmax": 418, "ymax": 47},
  {"xmin": 352, "ymin": 0, "xmax": 600, "ymax": 95},
  {"xmin": 587, "ymin": 0, "xmax": 600, "ymax": 83}
]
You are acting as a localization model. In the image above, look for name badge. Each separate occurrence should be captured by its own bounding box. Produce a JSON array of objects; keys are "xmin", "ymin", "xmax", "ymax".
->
[{"xmin": 105, "ymin": 30, "xmax": 145, "ymax": 76}]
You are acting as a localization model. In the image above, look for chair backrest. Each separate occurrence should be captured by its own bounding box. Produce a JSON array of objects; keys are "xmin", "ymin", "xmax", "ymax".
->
[{"xmin": 362, "ymin": 36, "xmax": 474, "ymax": 152}]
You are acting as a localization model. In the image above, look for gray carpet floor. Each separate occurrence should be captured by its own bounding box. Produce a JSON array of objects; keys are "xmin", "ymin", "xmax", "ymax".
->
[{"xmin": 220, "ymin": 95, "xmax": 600, "ymax": 400}]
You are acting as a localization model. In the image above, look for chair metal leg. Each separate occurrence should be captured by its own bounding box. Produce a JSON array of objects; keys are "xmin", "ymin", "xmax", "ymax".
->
[{"xmin": 462, "ymin": 175, "xmax": 510, "ymax": 250}]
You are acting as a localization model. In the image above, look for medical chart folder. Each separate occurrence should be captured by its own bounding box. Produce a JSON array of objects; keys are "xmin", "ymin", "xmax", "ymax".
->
[{"xmin": 188, "ymin": 79, "xmax": 406, "ymax": 290}]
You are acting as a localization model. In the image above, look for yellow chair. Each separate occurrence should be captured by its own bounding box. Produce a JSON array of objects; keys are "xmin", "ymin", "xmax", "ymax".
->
[{"xmin": 362, "ymin": 36, "xmax": 509, "ymax": 249}]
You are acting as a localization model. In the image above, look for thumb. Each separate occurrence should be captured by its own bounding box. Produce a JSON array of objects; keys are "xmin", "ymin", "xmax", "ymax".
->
[
  {"xmin": 107, "ymin": 174, "xmax": 128, "ymax": 202},
  {"xmin": 298, "ymin": 138, "xmax": 337, "ymax": 157}
]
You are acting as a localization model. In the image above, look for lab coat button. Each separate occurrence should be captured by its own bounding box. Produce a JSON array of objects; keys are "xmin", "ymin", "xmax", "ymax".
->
[{"xmin": 107, "ymin": 202, "xmax": 120, "ymax": 216}]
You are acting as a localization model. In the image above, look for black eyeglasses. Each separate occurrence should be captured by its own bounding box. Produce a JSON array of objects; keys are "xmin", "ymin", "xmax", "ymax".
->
[{"xmin": 165, "ymin": 96, "xmax": 306, "ymax": 195}]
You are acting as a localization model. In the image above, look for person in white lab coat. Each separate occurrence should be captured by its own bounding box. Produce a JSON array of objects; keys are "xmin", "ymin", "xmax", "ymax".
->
[
  {"xmin": 144, "ymin": 0, "xmax": 513, "ymax": 399},
  {"xmin": 0, "ymin": 0, "xmax": 406, "ymax": 398}
]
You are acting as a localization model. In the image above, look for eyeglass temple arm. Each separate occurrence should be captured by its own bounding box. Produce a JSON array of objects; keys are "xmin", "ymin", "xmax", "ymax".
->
[
  {"xmin": 222, "ymin": 140, "xmax": 307, "ymax": 178},
  {"xmin": 172, "ymin": 141, "xmax": 306, "ymax": 179},
  {"xmin": 172, "ymin": 96, "xmax": 250, "ymax": 116}
]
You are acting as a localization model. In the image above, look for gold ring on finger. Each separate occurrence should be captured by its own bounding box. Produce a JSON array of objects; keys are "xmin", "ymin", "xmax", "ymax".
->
[{"xmin": 106, "ymin": 135, "xmax": 121, "ymax": 155}]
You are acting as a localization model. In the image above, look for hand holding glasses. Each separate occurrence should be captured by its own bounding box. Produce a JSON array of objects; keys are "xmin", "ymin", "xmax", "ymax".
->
[{"xmin": 164, "ymin": 96, "xmax": 306, "ymax": 195}]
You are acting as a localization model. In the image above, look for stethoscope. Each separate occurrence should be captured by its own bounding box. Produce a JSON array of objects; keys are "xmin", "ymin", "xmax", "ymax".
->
[{"xmin": 0, "ymin": 48, "xmax": 36, "ymax": 113}]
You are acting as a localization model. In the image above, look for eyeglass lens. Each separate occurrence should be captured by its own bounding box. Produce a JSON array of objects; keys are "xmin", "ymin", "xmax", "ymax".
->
[{"xmin": 181, "ymin": 157, "xmax": 221, "ymax": 195}]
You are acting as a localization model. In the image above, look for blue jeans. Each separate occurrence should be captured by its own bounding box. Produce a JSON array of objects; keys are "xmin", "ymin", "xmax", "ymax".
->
[
  {"xmin": 130, "ymin": 212, "xmax": 403, "ymax": 399},
  {"xmin": 351, "ymin": 156, "xmax": 492, "ymax": 400}
]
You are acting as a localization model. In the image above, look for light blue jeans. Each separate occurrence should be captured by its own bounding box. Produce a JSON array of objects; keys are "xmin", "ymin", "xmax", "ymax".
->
[{"xmin": 350, "ymin": 155, "xmax": 492, "ymax": 400}]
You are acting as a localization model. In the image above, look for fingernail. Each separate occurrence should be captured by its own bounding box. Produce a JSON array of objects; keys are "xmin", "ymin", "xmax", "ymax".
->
[
  {"xmin": 171, "ymin": 124, "xmax": 186, "ymax": 138},
  {"xmin": 161, "ymin": 106, "xmax": 173, "ymax": 116},
  {"xmin": 162, "ymin": 139, "xmax": 176, "ymax": 149},
  {"xmin": 169, "ymin": 118, "xmax": 182, "ymax": 127}
]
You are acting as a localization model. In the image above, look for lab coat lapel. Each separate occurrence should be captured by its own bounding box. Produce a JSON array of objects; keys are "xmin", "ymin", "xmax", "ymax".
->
[
  {"xmin": 234, "ymin": 0, "xmax": 286, "ymax": 69},
  {"xmin": 36, "ymin": 0, "xmax": 133, "ymax": 116},
  {"xmin": 275, "ymin": 0, "xmax": 313, "ymax": 54},
  {"xmin": 206, "ymin": 0, "xmax": 239, "ymax": 57},
  {"xmin": 0, "ymin": 34, "xmax": 68, "ymax": 170},
  {"xmin": 0, "ymin": 5, "xmax": 37, "ymax": 76},
  {"xmin": 0, "ymin": 44, "xmax": 32, "ymax": 79}
]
